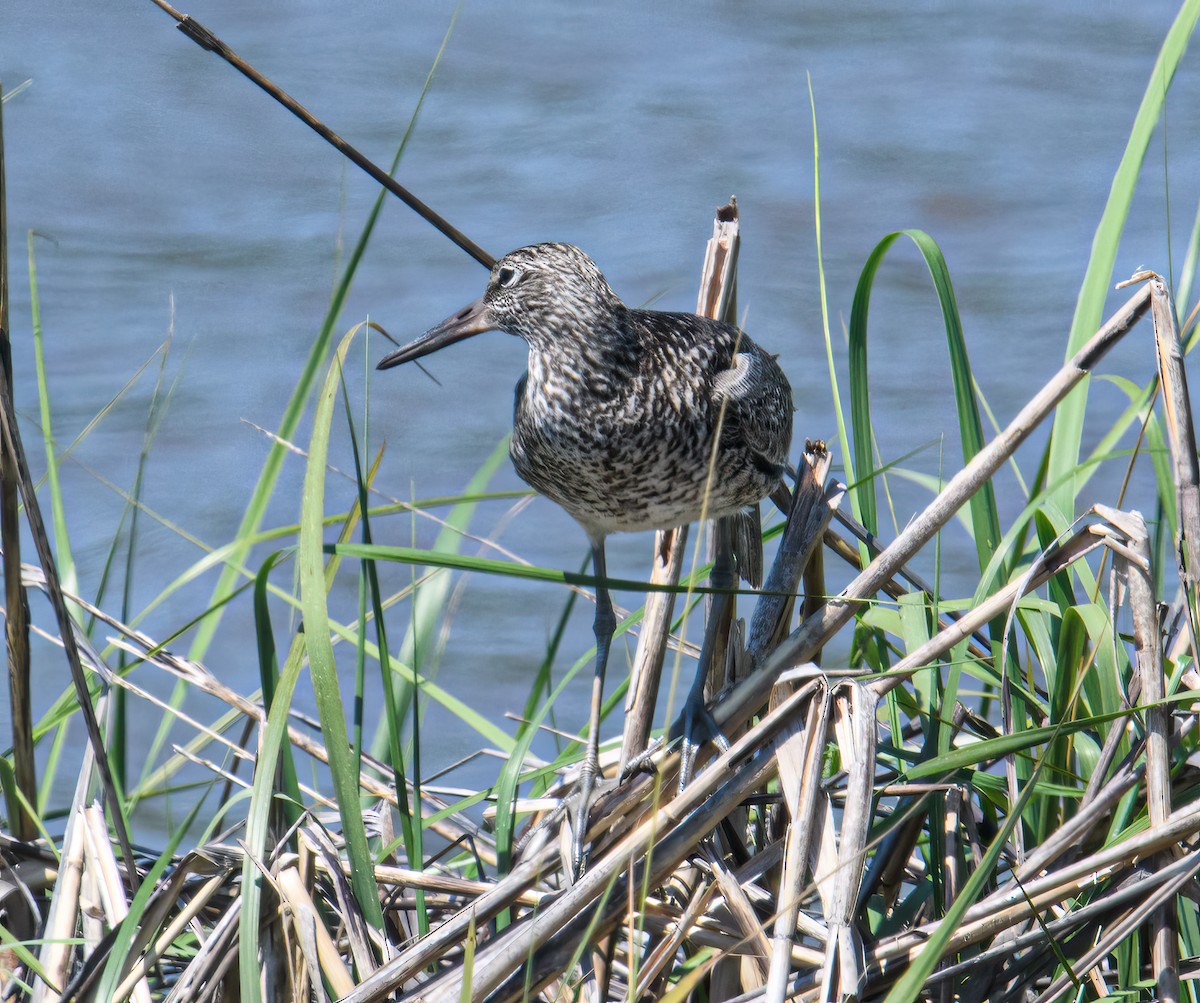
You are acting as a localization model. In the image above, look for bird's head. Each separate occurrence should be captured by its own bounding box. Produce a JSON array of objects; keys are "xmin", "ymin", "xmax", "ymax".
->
[{"xmin": 377, "ymin": 243, "xmax": 623, "ymax": 369}]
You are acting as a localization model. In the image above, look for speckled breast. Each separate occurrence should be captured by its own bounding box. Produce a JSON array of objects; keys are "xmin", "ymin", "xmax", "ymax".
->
[{"xmin": 509, "ymin": 366, "xmax": 780, "ymax": 537}]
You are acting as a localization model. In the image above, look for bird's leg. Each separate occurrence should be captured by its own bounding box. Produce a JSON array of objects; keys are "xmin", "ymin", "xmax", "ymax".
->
[
  {"xmin": 675, "ymin": 519, "xmax": 735, "ymax": 785},
  {"xmin": 573, "ymin": 536, "xmax": 615, "ymax": 874}
]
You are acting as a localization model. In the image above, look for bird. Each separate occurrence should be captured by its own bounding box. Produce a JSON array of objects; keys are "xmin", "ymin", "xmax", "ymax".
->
[{"xmin": 377, "ymin": 242, "xmax": 793, "ymax": 868}]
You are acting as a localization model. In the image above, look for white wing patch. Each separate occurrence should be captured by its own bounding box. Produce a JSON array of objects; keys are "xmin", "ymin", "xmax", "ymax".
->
[{"xmin": 713, "ymin": 352, "xmax": 760, "ymax": 402}]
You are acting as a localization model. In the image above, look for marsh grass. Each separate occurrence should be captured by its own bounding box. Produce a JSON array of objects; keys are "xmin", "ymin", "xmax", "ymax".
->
[{"xmin": 4, "ymin": 4, "xmax": 1200, "ymax": 1001}]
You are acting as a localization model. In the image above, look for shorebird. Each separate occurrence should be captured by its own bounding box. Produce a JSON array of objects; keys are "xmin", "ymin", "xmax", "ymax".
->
[{"xmin": 378, "ymin": 242, "xmax": 793, "ymax": 867}]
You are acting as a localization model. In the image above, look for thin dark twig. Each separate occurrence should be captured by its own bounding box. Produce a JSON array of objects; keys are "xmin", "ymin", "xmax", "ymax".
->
[
  {"xmin": 145, "ymin": 0, "xmax": 497, "ymax": 271},
  {"xmin": 0, "ymin": 359, "xmax": 140, "ymax": 893}
]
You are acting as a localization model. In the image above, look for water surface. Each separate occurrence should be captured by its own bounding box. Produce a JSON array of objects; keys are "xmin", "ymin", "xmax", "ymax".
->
[{"xmin": 3, "ymin": 2, "xmax": 1198, "ymax": 827}]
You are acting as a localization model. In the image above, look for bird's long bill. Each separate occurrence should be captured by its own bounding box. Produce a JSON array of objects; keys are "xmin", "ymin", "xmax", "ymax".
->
[{"xmin": 376, "ymin": 296, "xmax": 494, "ymax": 370}]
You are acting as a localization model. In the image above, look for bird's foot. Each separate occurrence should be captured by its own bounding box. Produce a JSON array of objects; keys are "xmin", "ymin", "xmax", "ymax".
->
[
  {"xmin": 511, "ymin": 776, "xmax": 605, "ymax": 880},
  {"xmin": 672, "ymin": 696, "xmax": 731, "ymax": 790},
  {"xmin": 567, "ymin": 752, "xmax": 608, "ymax": 879},
  {"xmin": 617, "ymin": 738, "xmax": 664, "ymax": 784}
]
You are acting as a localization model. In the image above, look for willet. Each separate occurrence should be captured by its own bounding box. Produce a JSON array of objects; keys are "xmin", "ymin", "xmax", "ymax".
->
[{"xmin": 378, "ymin": 242, "xmax": 793, "ymax": 867}]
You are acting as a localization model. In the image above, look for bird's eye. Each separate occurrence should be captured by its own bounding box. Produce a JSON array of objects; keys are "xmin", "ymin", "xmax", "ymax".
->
[{"xmin": 497, "ymin": 266, "xmax": 521, "ymax": 288}]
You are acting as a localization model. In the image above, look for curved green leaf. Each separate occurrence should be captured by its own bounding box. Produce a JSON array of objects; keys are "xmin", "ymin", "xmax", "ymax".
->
[{"xmin": 848, "ymin": 230, "xmax": 1001, "ymax": 588}]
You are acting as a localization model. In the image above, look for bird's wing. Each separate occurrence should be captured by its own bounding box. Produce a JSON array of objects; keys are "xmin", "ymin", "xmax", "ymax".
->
[{"xmin": 711, "ymin": 345, "xmax": 794, "ymax": 476}]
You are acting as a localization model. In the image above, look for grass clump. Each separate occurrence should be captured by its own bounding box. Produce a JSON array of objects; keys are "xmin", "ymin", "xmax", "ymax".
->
[{"xmin": 3, "ymin": 5, "xmax": 1200, "ymax": 1002}]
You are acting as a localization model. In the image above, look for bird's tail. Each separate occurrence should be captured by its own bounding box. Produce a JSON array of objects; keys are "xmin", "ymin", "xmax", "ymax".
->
[{"xmin": 729, "ymin": 504, "xmax": 763, "ymax": 590}]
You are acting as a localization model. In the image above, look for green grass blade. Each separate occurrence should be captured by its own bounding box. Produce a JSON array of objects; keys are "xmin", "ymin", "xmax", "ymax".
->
[
  {"xmin": 493, "ymin": 574, "xmax": 579, "ymax": 880},
  {"xmin": 1177, "ymin": 195, "xmax": 1200, "ymax": 314},
  {"xmin": 187, "ymin": 17, "xmax": 457, "ymax": 664},
  {"xmin": 340, "ymin": 367, "xmax": 427, "ymax": 931},
  {"xmin": 809, "ymin": 76, "xmax": 850, "ymax": 493},
  {"xmin": 253, "ymin": 550, "xmax": 302, "ymax": 819},
  {"xmin": 27, "ymin": 231, "xmax": 76, "ymax": 598},
  {"xmin": 377, "ymin": 437, "xmax": 511, "ymax": 754},
  {"xmin": 1044, "ymin": 0, "xmax": 1200, "ymax": 516},
  {"xmin": 848, "ymin": 230, "xmax": 1001, "ymax": 583},
  {"xmin": 331, "ymin": 541, "xmax": 730, "ymax": 597},
  {"xmin": 299, "ymin": 331, "xmax": 383, "ymax": 929}
]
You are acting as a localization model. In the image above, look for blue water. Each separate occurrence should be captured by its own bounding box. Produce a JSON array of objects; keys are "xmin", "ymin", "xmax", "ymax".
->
[{"xmin": 3, "ymin": 2, "xmax": 1199, "ymax": 830}]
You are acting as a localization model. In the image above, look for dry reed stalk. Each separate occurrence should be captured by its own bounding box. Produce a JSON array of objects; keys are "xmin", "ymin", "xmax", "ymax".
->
[
  {"xmin": 621, "ymin": 524, "xmax": 688, "ymax": 767},
  {"xmin": 700, "ymin": 205, "xmax": 743, "ymax": 706},
  {"xmin": 31, "ymin": 797, "xmax": 85, "ymax": 1001},
  {"xmin": 0, "ymin": 83, "xmax": 37, "ymax": 852},
  {"xmin": 0, "ymin": 368, "xmax": 137, "ymax": 887},
  {"xmin": 766, "ymin": 689, "xmax": 829, "ymax": 1001},
  {"xmin": 80, "ymin": 805, "xmax": 153, "ymax": 1003},
  {"xmin": 111, "ymin": 868, "xmax": 228, "ymax": 1003},
  {"xmin": 365, "ymin": 860, "xmax": 548, "ymax": 908},
  {"xmin": 815, "ymin": 683, "xmax": 874, "ymax": 999},
  {"xmin": 751, "ymin": 445, "xmax": 837, "ymax": 662},
  {"xmin": 1146, "ymin": 272, "xmax": 1200, "ymax": 583},
  {"xmin": 702, "ymin": 843, "xmax": 771, "ymax": 987},
  {"xmin": 1122, "ymin": 512, "xmax": 1179, "ymax": 1001},
  {"xmin": 277, "ymin": 862, "xmax": 355, "ymax": 998}
]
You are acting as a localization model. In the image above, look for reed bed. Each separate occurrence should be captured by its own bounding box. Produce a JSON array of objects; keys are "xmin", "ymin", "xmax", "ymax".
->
[{"xmin": 4, "ymin": 5, "xmax": 1200, "ymax": 1002}]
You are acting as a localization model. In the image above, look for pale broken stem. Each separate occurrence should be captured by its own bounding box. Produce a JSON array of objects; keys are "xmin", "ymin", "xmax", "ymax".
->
[
  {"xmin": 749, "ymin": 444, "xmax": 837, "ymax": 662},
  {"xmin": 277, "ymin": 864, "xmax": 356, "ymax": 998},
  {"xmin": 620, "ymin": 203, "xmax": 740, "ymax": 768},
  {"xmin": 696, "ymin": 205, "xmax": 742, "ymax": 703},
  {"xmin": 1143, "ymin": 272, "xmax": 1200, "ymax": 582},
  {"xmin": 766, "ymin": 688, "xmax": 830, "ymax": 1003},
  {"xmin": 1121, "ymin": 510, "xmax": 1179, "ymax": 1003},
  {"xmin": 81, "ymin": 805, "xmax": 153, "ymax": 1003},
  {"xmin": 820, "ymin": 682, "xmax": 875, "ymax": 1001},
  {"xmin": 620, "ymin": 525, "xmax": 687, "ymax": 768},
  {"xmin": 702, "ymin": 842, "xmax": 771, "ymax": 986},
  {"xmin": 1147, "ymin": 272, "xmax": 1200, "ymax": 710},
  {"xmin": 31, "ymin": 768, "xmax": 90, "ymax": 1002}
]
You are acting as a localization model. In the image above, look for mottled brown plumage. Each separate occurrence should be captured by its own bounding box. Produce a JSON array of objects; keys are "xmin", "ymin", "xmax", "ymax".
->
[{"xmin": 378, "ymin": 243, "xmax": 793, "ymax": 869}]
